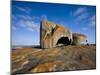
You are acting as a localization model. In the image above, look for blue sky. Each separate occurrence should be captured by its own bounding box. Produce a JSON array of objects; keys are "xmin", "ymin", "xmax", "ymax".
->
[{"xmin": 12, "ymin": 1, "xmax": 96, "ymax": 45}]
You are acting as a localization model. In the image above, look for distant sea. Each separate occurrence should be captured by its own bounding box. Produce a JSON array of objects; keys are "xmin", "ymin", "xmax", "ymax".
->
[{"xmin": 12, "ymin": 45, "xmax": 40, "ymax": 49}]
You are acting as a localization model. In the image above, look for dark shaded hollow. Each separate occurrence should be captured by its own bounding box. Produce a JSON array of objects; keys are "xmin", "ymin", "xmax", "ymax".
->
[{"xmin": 56, "ymin": 37, "xmax": 71, "ymax": 46}]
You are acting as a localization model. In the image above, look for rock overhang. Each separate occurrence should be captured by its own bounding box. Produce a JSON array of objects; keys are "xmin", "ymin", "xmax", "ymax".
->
[{"xmin": 40, "ymin": 20, "xmax": 87, "ymax": 48}]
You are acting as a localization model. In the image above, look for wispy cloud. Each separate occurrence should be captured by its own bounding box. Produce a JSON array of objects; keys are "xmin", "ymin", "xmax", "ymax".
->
[
  {"xmin": 12, "ymin": 14, "xmax": 40, "ymax": 32},
  {"xmin": 73, "ymin": 7, "xmax": 87, "ymax": 17},
  {"xmin": 18, "ymin": 15, "xmax": 32, "ymax": 20},
  {"xmin": 17, "ymin": 19, "xmax": 40, "ymax": 32},
  {"xmin": 71, "ymin": 7, "xmax": 96, "ymax": 28},
  {"xmin": 72, "ymin": 7, "xmax": 88, "ymax": 24},
  {"xmin": 82, "ymin": 27, "xmax": 87, "ymax": 31},
  {"xmin": 41, "ymin": 14, "xmax": 48, "ymax": 21},
  {"xmin": 16, "ymin": 7, "xmax": 32, "ymax": 13},
  {"xmin": 88, "ymin": 15, "xmax": 96, "ymax": 27},
  {"xmin": 17, "ymin": 14, "xmax": 41, "ymax": 23},
  {"xmin": 70, "ymin": 6, "xmax": 96, "ymax": 34},
  {"xmin": 12, "ymin": 13, "xmax": 49, "ymax": 32},
  {"xmin": 12, "ymin": 26, "xmax": 17, "ymax": 31},
  {"xmin": 75, "ymin": 12, "xmax": 88, "ymax": 22}
]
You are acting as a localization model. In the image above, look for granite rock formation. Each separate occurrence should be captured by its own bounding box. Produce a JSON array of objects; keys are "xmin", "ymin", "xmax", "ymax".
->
[
  {"xmin": 40, "ymin": 20, "xmax": 72, "ymax": 48},
  {"xmin": 72, "ymin": 33, "xmax": 87, "ymax": 45},
  {"xmin": 12, "ymin": 45, "xmax": 96, "ymax": 74},
  {"xmin": 40, "ymin": 20, "xmax": 87, "ymax": 48}
]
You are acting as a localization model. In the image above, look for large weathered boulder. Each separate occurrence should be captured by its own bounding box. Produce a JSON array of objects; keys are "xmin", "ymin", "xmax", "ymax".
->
[
  {"xmin": 40, "ymin": 20, "xmax": 72, "ymax": 48},
  {"xmin": 40, "ymin": 20, "xmax": 87, "ymax": 48},
  {"xmin": 72, "ymin": 33, "xmax": 87, "ymax": 45}
]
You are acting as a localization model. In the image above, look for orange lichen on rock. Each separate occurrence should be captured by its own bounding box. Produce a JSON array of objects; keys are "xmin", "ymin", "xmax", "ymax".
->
[
  {"xmin": 30, "ymin": 60, "xmax": 64, "ymax": 73},
  {"xmin": 56, "ymin": 25, "xmax": 65, "ymax": 31},
  {"xmin": 40, "ymin": 20, "xmax": 72, "ymax": 48},
  {"xmin": 40, "ymin": 20, "xmax": 87, "ymax": 48},
  {"xmin": 72, "ymin": 32, "xmax": 87, "ymax": 45},
  {"xmin": 73, "ymin": 32, "xmax": 87, "ymax": 40},
  {"xmin": 81, "ymin": 58, "xmax": 95, "ymax": 67},
  {"xmin": 12, "ymin": 45, "xmax": 96, "ymax": 74}
]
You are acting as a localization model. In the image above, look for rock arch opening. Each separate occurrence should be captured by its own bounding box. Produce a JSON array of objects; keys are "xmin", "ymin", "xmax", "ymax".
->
[{"xmin": 56, "ymin": 37, "xmax": 71, "ymax": 46}]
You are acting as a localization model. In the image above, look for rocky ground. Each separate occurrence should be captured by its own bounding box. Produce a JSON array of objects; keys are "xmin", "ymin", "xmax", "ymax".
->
[{"xmin": 11, "ymin": 45, "xmax": 96, "ymax": 74}]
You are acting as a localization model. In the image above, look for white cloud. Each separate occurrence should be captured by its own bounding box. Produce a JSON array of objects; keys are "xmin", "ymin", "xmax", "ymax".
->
[
  {"xmin": 12, "ymin": 26, "xmax": 16, "ymax": 31},
  {"xmin": 27, "ymin": 27, "xmax": 34, "ymax": 32},
  {"xmin": 72, "ymin": 7, "xmax": 96, "ymax": 28},
  {"xmin": 17, "ymin": 14, "xmax": 40, "ymax": 23},
  {"xmin": 12, "ymin": 15, "xmax": 17, "ymax": 20},
  {"xmin": 91, "ymin": 15, "xmax": 96, "ymax": 21},
  {"xmin": 12, "ymin": 14, "xmax": 40, "ymax": 32},
  {"xmin": 73, "ymin": 7, "xmax": 87, "ymax": 16},
  {"xmin": 70, "ymin": 7, "xmax": 96, "ymax": 33},
  {"xmin": 71, "ymin": 7, "xmax": 88, "ymax": 24},
  {"xmin": 82, "ymin": 27, "xmax": 87, "ymax": 31},
  {"xmin": 17, "ymin": 19, "xmax": 40, "ymax": 32},
  {"xmin": 75, "ymin": 12, "xmax": 88, "ymax": 22},
  {"xmin": 41, "ymin": 14, "xmax": 47, "ymax": 21},
  {"xmin": 88, "ymin": 15, "xmax": 96, "ymax": 27},
  {"xmin": 18, "ymin": 15, "xmax": 32, "ymax": 20},
  {"xmin": 16, "ymin": 7, "xmax": 32, "ymax": 13}
]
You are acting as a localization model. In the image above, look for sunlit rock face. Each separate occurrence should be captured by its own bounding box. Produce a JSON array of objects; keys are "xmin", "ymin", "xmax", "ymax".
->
[
  {"xmin": 40, "ymin": 20, "xmax": 72, "ymax": 48},
  {"xmin": 40, "ymin": 20, "xmax": 87, "ymax": 48},
  {"xmin": 12, "ymin": 46, "xmax": 96, "ymax": 74},
  {"xmin": 72, "ymin": 33, "xmax": 87, "ymax": 45}
]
